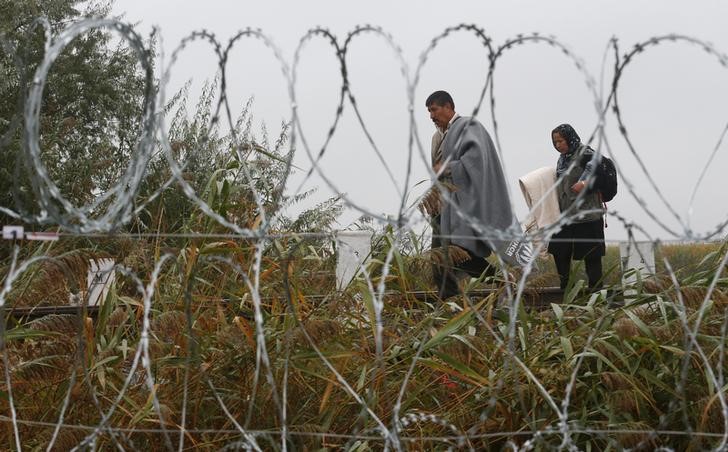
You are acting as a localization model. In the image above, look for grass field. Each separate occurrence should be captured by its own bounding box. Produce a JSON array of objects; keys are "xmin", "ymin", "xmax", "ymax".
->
[{"xmin": 0, "ymin": 235, "xmax": 726, "ymax": 450}]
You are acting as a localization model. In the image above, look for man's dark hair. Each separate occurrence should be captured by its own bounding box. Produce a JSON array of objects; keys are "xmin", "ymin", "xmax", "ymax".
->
[{"xmin": 425, "ymin": 90, "xmax": 454, "ymax": 109}]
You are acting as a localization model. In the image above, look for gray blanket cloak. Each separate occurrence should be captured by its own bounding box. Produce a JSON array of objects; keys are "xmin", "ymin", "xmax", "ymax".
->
[{"xmin": 440, "ymin": 116, "xmax": 515, "ymax": 259}]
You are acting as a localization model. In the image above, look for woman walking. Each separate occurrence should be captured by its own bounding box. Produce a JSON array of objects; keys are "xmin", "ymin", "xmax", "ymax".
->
[{"xmin": 548, "ymin": 124, "xmax": 605, "ymax": 290}]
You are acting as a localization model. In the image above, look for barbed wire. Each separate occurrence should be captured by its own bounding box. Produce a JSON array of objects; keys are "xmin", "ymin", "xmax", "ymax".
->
[{"xmin": 0, "ymin": 16, "xmax": 727, "ymax": 451}]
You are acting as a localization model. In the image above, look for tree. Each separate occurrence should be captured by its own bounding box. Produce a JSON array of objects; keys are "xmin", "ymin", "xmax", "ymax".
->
[
  {"xmin": 0, "ymin": 0, "xmax": 343, "ymax": 238},
  {"xmin": 134, "ymin": 77, "xmax": 343, "ymax": 237},
  {"xmin": 0, "ymin": 0, "xmax": 149, "ymax": 219}
]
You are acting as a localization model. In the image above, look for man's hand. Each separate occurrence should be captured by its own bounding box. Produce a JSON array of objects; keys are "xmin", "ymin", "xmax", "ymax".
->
[{"xmin": 433, "ymin": 161, "xmax": 443, "ymax": 174}]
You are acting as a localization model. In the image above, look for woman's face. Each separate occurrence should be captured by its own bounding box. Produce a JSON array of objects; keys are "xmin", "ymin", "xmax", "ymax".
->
[{"xmin": 552, "ymin": 132, "xmax": 570, "ymax": 154}]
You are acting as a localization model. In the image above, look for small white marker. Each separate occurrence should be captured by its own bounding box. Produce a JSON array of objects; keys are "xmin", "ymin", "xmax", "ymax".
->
[
  {"xmin": 25, "ymin": 231, "xmax": 60, "ymax": 241},
  {"xmin": 2, "ymin": 225, "xmax": 24, "ymax": 240}
]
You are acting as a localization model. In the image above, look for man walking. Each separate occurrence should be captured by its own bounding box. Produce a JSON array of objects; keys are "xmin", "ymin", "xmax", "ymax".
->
[{"xmin": 422, "ymin": 91, "xmax": 515, "ymax": 300}]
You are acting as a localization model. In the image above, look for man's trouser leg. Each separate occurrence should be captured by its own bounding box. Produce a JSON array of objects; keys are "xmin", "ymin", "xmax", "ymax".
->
[
  {"xmin": 459, "ymin": 254, "xmax": 496, "ymax": 281},
  {"xmin": 434, "ymin": 264, "xmax": 460, "ymax": 300},
  {"xmin": 431, "ymin": 214, "xmax": 458, "ymax": 300},
  {"xmin": 432, "ymin": 243, "xmax": 460, "ymax": 300},
  {"xmin": 435, "ymin": 249, "xmax": 496, "ymax": 300},
  {"xmin": 431, "ymin": 213, "xmax": 496, "ymax": 299}
]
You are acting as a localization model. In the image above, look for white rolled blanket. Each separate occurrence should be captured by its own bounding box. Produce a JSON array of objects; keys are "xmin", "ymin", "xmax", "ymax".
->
[{"xmin": 519, "ymin": 166, "xmax": 560, "ymax": 231}]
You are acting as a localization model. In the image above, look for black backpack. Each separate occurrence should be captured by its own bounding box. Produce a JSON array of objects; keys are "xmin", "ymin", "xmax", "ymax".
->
[{"xmin": 581, "ymin": 151, "xmax": 618, "ymax": 202}]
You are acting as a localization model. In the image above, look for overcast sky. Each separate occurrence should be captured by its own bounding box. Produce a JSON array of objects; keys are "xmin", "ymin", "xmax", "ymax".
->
[{"xmin": 110, "ymin": 0, "xmax": 728, "ymax": 242}]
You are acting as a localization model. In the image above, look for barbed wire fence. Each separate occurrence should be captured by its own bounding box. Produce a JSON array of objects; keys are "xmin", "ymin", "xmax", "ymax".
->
[{"xmin": 0, "ymin": 16, "xmax": 727, "ymax": 451}]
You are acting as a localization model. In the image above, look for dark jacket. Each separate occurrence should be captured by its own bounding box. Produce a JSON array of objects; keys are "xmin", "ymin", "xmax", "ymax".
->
[{"xmin": 556, "ymin": 144, "xmax": 604, "ymax": 223}]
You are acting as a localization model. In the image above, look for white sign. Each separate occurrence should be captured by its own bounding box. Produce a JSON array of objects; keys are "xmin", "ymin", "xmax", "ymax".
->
[
  {"xmin": 335, "ymin": 231, "xmax": 372, "ymax": 290},
  {"xmin": 2, "ymin": 225, "xmax": 24, "ymax": 240},
  {"xmin": 86, "ymin": 258, "xmax": 116, "ymax": 306}
]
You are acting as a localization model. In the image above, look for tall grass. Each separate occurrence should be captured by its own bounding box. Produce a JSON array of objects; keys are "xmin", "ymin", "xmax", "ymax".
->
[{"xmin": 1, "ymin": 232, "xmax": 726, "ymax": 450}]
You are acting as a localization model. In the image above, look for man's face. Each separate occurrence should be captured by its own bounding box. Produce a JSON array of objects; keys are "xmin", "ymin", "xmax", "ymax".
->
[{"xmin": 427, "ymin": 102, "xmax": 454, "ymax": 130}]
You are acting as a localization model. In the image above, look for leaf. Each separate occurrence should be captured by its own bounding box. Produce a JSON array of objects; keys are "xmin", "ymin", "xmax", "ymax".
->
[
  {"xmin": 565, "ymin": 279, "xmax": 584, "ymax": 305},
  {"xmin": 432, "ymin": 351, "xmax": 489, "ymax": 386},
  {"xmin": 551, "ymin": 303, "xmax": 564, "ymax": 324},
  {"xmin": 697, "ymin": 250, "xmax": 718, "ymax": 268},
  {"xmin": 355, "ymin": 282, "xmax": 377, "ymax": 340},
  {"xmin": 518, "ymin": 326, "xmax": 527, "ymax": 353},
  {"xmin": 292, "ymin": 351, "xmax": 356, "ymax": 361},
  {"xmin": 200, "ymin": 241, "xmax": 237, "ymax": 254},
  {"xmin": 423, "ymin": 299, "xmax": 484, "ymax": 352},
  {"xmin": 623, "ymin": 309, "xmax": 655, "ymax": 339},
  {"xmin": 560, "ymin": 336, "xmax": 574, "ymax": 360},
  {"xmin": 592, "ymin": 338, "xmax": 631, "ymax": 369},
  {"xmin": 575, "ymin": 348, "xmax": 621, "ymax": 373},
  {"xmin": 638, "ymin": 368, "xmax": 679, "ymax": 397},
  {"xmin": 328, "ymin": 360, "xmax": 354, "ymax": 410},
  {"xmin": 356, "ymin": 365, "xmax": 368, "ymax": 391},
  {"xmin": 97, "ymin": 366, "xmax": 106, "ymax": 389},
  {"xmin": 699, "ymin": 382, "xmax": 728, "ymax": 431},
  {"xmin": 3, "ymin": 327, "xmax": 57, "ymax": 341},
  {"xmin": 118, "ymin": 296, "xmax": 142, "ymax": 307},
  {"xmin": 390, "ymin": 237, "xmax": 409, "ymax": 292},
  {"xmin": 451, "ymin": 334, "xmax": 491, "ymax": 361},
  {"xmin": 234, "ymin": 316, "xmax": 256, "ymax": 349},
  {"xmin": 91, "ymin": 355, "xmax": 121, "ymax": 371},
  {"xmin": 657, "ymin": 345, "xmax": 686, "ymax": 356},
  {"xmin": 96, "ymin": 281, "xmax": 118, "ymax": 333}
]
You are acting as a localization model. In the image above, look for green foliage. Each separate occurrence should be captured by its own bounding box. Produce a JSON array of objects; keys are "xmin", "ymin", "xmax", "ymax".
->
[
  {"xmin": 0, "ymin": 0, "xmax": 148, "ymax": 214},
  {"xmin": 132, "ymin": 76, "xmax": 343, "ymax": 239}
]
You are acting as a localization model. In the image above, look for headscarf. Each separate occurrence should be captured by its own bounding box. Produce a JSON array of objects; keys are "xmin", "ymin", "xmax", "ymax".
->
[
  {"xmin": 552, "ymin": 123, "xmax": 581, "ymax": 153},
  {"xmin": 553, "ymin": 123, "xmax": 582, "ymax": 177}
]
